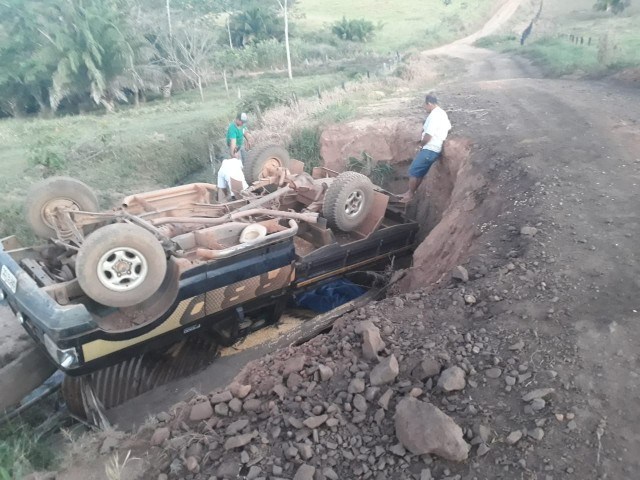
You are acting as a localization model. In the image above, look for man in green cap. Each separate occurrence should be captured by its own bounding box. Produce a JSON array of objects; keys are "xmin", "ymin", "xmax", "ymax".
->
[{"xmin": 226, "ymin": 112, "xmax": 250, "ymax": 161}]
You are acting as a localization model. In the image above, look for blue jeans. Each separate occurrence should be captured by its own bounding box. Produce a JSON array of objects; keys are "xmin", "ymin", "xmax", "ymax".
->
[{"xmin": 408, "ymin": 148, "xmax": 440, "ymax": 178}]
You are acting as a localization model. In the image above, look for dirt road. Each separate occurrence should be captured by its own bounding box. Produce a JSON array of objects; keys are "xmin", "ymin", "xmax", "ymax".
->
[{"xmin": 419, "ymin": 44, "xmax": 640, "ymax": 477}]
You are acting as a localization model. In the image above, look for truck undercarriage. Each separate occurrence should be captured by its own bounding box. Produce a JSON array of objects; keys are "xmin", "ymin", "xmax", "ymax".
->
[{"xmin": 0, "ymin": 145, "xmax": 418, "ymax": 420}]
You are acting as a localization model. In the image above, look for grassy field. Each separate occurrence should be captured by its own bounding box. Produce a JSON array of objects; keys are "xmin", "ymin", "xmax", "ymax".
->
[
  {"xmin": 475, "ymin": 1, "xmax": 640, "ymax": 76},
  {"xmin": 0, "ymin": 71, "xmax": 347, "ymax": 239},
  {"xmin": 296, "ymin": 0, "xmax": 501, "ymax": 52}
]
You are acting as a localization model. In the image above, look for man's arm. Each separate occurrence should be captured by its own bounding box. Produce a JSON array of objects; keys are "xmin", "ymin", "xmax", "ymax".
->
[{"xmin": 419, "ymin": 133, "xmax": 432, "ymax": 147}]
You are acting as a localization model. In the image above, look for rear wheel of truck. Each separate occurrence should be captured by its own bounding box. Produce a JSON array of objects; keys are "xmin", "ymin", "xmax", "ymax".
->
[
  {"xmin": 244, "ymin": 145, "xmax": 291, "ymax": 183},
  {"xmin": 75, "ymin": 223, "xmax": 167, "ymax": 308},
  {"xmin": 323, "ymin": 172, "xmax": 375, "ymax": 232},
  {"xmin": 25, "ymin": 176, "xmax": 100, "ymax": 238}
]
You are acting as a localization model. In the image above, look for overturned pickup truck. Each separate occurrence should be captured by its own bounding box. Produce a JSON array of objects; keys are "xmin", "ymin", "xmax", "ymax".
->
[{"xmin": 0, "ymin": 145, "xmax": 417, "ymax": 412}]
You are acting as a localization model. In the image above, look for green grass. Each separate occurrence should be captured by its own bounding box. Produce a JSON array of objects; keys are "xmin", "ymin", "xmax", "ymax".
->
[
  {"xmin": 0, "ymin": 71, "xmax": 347, "ymax": 239},
  {"xmin": 288, "ymin": 126, "xmax": 322, "ymax": 172},
  {"xmin": 312, "ymin": 100, "xmax": 357, "ymax": 124},
  {"xmin": 0, "ymin": 417, "xmax": 59, "ymax": 478},
  {"xmin": 295, "ymin": 0, "xmax": 502, "ymax": 52},
  {"xmin": 475, "ymin": 3, "xmax": 640, "ymax": 76},
  {"xmin": 477, "ymin": 35, "xmax": 602, "ymax": 75}
]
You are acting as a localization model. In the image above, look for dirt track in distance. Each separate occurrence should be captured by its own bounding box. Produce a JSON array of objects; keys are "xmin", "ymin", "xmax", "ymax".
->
[{"xmin": 408, "ymin": 42, "xmax": 640, "ymax": 478}]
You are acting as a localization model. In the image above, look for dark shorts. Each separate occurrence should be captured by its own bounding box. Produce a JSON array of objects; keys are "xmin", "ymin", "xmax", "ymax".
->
[{"xmin": 408, "ymin": 148, "xmax": 441, "ymax": 178}]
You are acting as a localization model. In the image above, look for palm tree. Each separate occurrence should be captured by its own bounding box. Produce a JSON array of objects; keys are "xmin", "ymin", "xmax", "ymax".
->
[
  {"xmin": 228, "ymin": 7, "xmax": 284, "ymax": 47},
  {"xmin": 41, "ymin": 0, "xmax": 164, "ymax": 112}
]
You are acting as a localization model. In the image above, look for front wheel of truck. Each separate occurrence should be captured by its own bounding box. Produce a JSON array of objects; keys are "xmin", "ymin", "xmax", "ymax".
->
[{"xmin": 75, "ymin": 223, "xmax": 167, "ymax": 308}]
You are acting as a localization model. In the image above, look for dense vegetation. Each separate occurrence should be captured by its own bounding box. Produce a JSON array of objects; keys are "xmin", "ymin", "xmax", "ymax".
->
[{"xmin": 0, "ymin": 0, "xmax": 283, "ymax": 117}]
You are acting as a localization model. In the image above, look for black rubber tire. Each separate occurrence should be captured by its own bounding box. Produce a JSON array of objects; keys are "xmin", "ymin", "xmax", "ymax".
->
[
  {"xmin": 244, "ymin": 145, "xmax": 291, "ymax": 183},
  {"xmin": 25, "ymin": 176, "xmax": 99, "ymax": 239},
  {"xmin": 322, "ymin": 171, "xmax": 375, "ymax": 232},
  {"xmin": 75, "ymin": 223, "xmax": 167, "ymax": 308}
]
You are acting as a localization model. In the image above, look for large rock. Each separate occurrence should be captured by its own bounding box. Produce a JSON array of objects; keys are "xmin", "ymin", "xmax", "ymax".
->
[
  {"xmin": 320, "ymin": 117, "xmax": 419, "ymax": 171},
  {"xmin": 318, "ymin": 364, "xmax": 334, "ymax": 381},
  {"xmin": 226, "ymin": 419, "xmax": 249, "ymax": 436},
  {"xmin": 230, "ymin": 383, "xmax": 252, "ymax": 399},
  {"xmin": 189, "ymin": 401, "xmax": 214, "ymax": 421},
  {"xmin": 437, "ymin": 366, "xmax": 466, "ymax": 392},
  {"xmin": 293, "ymin": 464, "xmax": 316, "ymax": 480},
  {"xmin": 522, "ymin": 388, "xmax": 555, "ymax": 402},
  {"xmin": 348, "ymin": 378, "xmax": 366, "ymax": 394},
  {"xmin": 283, "ymin": 355, "xmax": 306, "ymax": 377},
  {"xmin": 411, "ymin": 358, "xmax": 441, "ymax": 380},
  {"xmin": 394, "ymin": 398, "xmax": 470, "ymax": 461},
  {"xmin": 150, "ymin": 427, "xmax": 170, "ymax": 446},
  {"xmin": 210, "ymin": 390, "xmax": 233, "ymax": 404},
  {"xmin": 224, "ymin": 432, "xmax": 256, "ymax": 450},
  {"xmin": 370, "ymin": 354, "xmax": 399, "ymax": 386},
  {"xmin": 451, "ymin": 265, "xmax": 469, "ymax": 282},
  {"xmin": 356, "ymin": 320, "xmax": 386, "ymax": 361},
  {"xmin": 303, "ymin": 414, "xmax": 328, "ymax": 429}
]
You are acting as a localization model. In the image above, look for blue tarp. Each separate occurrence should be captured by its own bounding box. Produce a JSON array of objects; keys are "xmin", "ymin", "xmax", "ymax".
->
[{"xmin": 293, "ymin": 278, "xmax": 366, "ymax": 313}]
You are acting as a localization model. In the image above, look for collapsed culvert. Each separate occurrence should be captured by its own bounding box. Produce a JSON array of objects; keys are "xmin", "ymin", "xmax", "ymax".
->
[
  {"xmin": 0, "ymin": 120, "xmax": 499, "ymax": 429},
  {"xmin": 399, "ymin": 137, "xmax": 502, "ymax": 292},
  {"xmin": 319, "ymin": 118, "xmax": 501, "ymax": 293},
  {"xmin": 82, "ymin": 129, "xmax": 495, "ymax": 423},
  {"xmin": 0, "ymin": 141, "xmax": 420, "ymax": 426}
]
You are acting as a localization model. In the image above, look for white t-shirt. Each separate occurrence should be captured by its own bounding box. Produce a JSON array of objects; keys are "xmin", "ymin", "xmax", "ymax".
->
[
  {"xmin": 421, "ymin": 106, "xmax": 451, "ymax": 153},
  {"xmin": 217, "ymin": 158, "xmax": 248, "ymax": 191}
]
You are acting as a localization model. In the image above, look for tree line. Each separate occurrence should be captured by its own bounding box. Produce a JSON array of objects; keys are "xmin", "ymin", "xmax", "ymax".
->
[{"xmin": 0, "ymin": 0, "xmax": 379, "ymax": 118}]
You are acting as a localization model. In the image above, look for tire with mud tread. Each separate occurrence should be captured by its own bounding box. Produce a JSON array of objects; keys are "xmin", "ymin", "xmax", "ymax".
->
[
  {"xmin": 244, "ymin": 145, "xmax": 291, "ymax": 183},
  {"xmin": 75, "ymin": 223, "xmax": 167, "ymax": 308},
  {"xmin": 25, "ymin": 176, "xmax": 100, "ymax": 238},
  {"xmin": 322, "ymin": 171, "xmax": 374, "ymax": 232}
]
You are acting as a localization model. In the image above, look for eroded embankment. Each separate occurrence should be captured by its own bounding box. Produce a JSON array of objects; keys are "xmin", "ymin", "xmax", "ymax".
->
[
  {"xmin": 399, "ymin": 137, "xmax": 504, "ymax": 291},
  {"xmin": 319, "ymin": 116, "xmax": 504, "ymax": 293}
]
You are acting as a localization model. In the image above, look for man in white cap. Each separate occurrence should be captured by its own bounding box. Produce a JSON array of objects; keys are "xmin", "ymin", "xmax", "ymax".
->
[
  {"xmin": 399, "ymin": 94, "xmax": 451, "ymax": 202},
  {"xmin": 226, "ymin": 112, "xmax": 250, "ymax": 161}
]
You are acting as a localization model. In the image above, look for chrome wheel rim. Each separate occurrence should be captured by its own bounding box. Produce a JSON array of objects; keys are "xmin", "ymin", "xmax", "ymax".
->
[
  {"xmin": 344, "ymin": 189, "xmax": 364, "ymax": 217},
  {"xmin": 96, "ymin": 247, "xmax": 148, "ymax": 292}
]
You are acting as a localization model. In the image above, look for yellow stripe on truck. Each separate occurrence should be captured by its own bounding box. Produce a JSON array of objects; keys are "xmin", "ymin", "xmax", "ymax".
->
[
  {"xmin": 82, "ymin": 266, "xmax": 292, "ymax": 362},
  {"xmin": 82, "ymin": 297, "xmax": 191, "ymax": 361}
]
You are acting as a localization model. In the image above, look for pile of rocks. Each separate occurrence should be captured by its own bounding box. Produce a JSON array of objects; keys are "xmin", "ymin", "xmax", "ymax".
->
[{"xmin": 137, "ymin": 264, "xmax": 566, "ymax": 480}]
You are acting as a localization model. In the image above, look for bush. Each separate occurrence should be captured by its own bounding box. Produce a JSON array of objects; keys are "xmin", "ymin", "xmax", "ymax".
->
[
  {"xmin": 238, "ymin": 82, "xmax": 294, "ymax": 114},
  {"xmin": 0, "ymin": 415, "xmax": 59, "ymax": 479},
  {"xmin": 312, "ymin": 102, "xmax": 356, "ymax": 124},
  {"xmin": 27, "ymin": 134, "xmax": 68, "ymax": 174},
  {"xmin": 0, "ymin": 201, "xmax": 36, "ymax": 243},
  {"xmin": 331, "ymin": 17, "xmax": 378, "ymax": 43},
  {"xmin": 288, "ymin": 126, "xmax": 322, "ymax": 172},
  {"xmin": 347, "ymin": 152, "xmax": 395, "ymax": 187}
]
